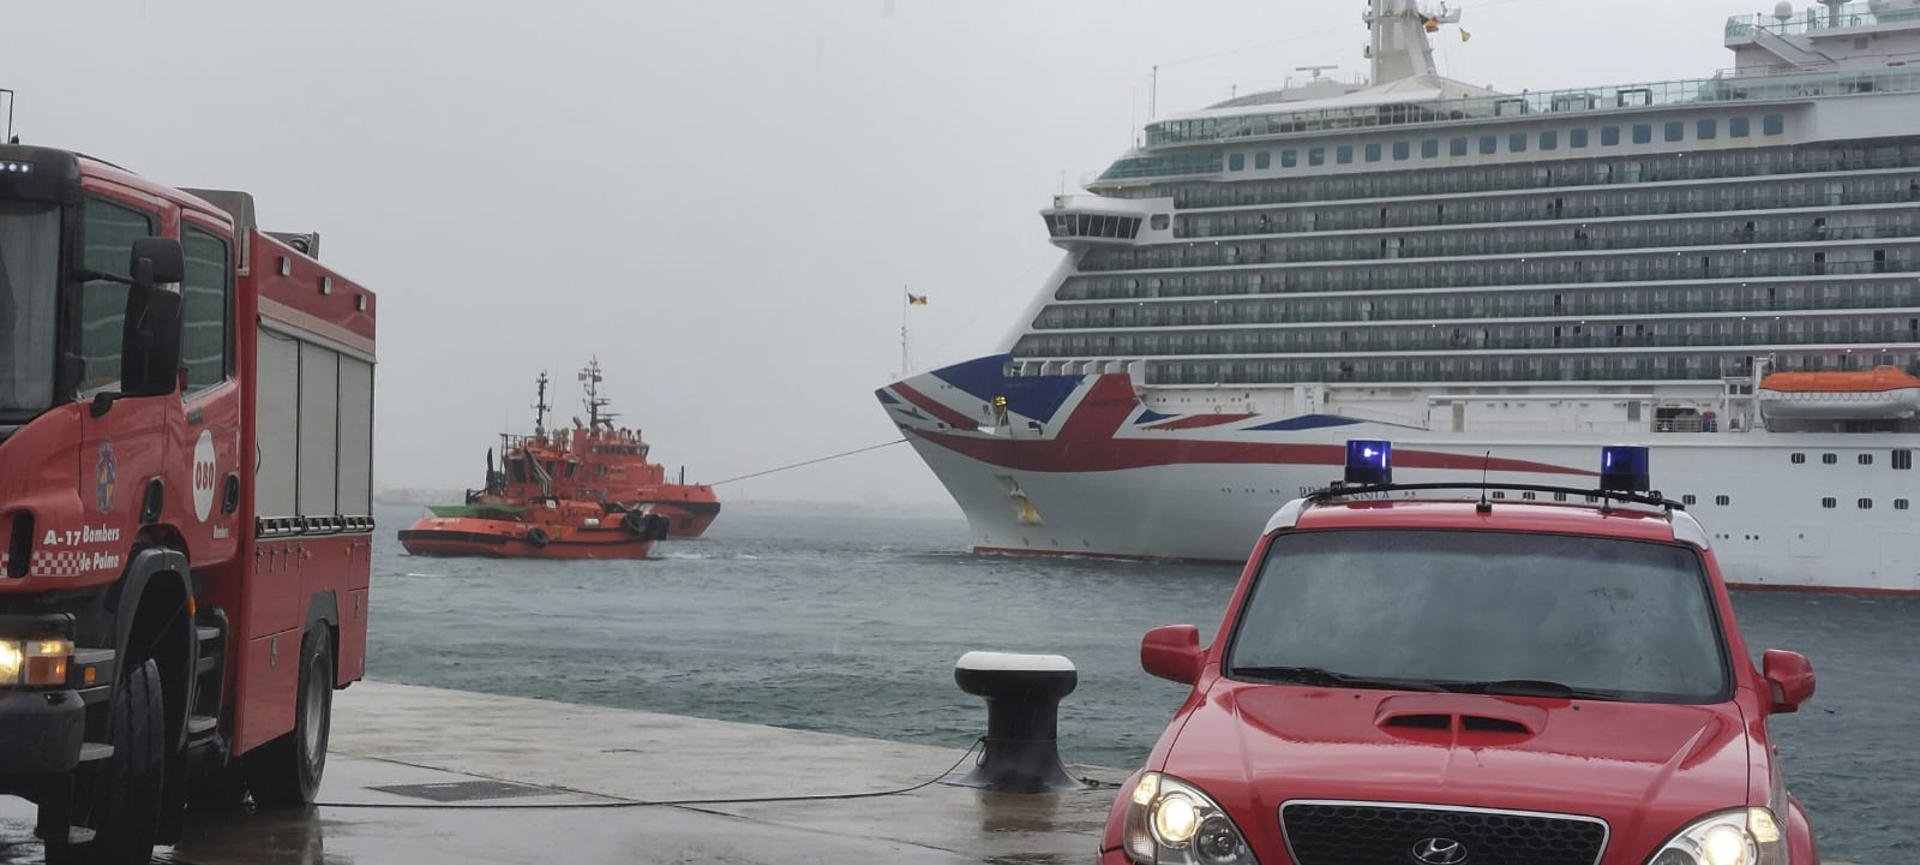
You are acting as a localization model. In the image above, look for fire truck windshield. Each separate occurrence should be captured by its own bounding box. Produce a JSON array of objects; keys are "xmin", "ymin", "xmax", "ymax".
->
[{"xmin": 0, "ymin": 201, "xmax": 60, "ymax": 418}]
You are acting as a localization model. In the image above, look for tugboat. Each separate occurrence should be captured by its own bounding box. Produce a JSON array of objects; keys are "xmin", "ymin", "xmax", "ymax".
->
[
  {"xmin": 567, "ymin": 359, "xmax": 723, "ymax": 537},
  {"xmin": 398, "ymin": 372, "xmax": 674, "ymax": 559}
]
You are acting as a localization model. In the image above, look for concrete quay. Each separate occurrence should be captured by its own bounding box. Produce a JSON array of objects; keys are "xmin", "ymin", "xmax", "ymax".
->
[{"xmin": 0, "ymin": 681, "xmax": 1125, "ymax": 864}]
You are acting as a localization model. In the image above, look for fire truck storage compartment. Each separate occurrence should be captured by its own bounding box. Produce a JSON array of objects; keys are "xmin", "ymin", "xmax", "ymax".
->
[{"xmin": 241, "ymin": 318, "xmax": 373, "ymax": 752}]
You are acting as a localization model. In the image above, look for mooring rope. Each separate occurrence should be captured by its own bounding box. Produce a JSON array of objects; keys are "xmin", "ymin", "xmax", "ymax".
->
[{"xmin": 707, "ymin": 438, "xmax": 908, "ymax": 486}]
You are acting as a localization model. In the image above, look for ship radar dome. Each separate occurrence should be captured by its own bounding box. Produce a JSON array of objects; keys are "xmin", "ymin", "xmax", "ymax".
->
[{"xmin": 1773, "ymin": 0, "xmax": 1795, "ymax": 20}]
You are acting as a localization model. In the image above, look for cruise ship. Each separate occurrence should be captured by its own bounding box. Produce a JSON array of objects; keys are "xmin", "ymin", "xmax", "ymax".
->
[{"xmin": 879, "ymin": 0, "xmax": 1920, "ymax": 593}]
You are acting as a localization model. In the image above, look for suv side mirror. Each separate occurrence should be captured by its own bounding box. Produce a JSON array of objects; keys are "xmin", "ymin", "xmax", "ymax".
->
[
  {"xmin": 1762, "ymin": 649, "xmax": 1815, "ymax": 714},
  {"xmin": 1141, "ymin": 625, "xmax": 1204, "ymax": 685},
  {"xmin": 119, "ymin": 238, "xmax": 186, "ymax": 397}
]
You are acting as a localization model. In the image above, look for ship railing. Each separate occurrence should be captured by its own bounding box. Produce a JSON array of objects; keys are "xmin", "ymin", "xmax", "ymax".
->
[
  {"xmin": 1138, "ymin": 67, "xmax": 1920, "ymax": 151},
  {"xmin": 1726, "ymin": 2, "xmax": 1920, "ymax": 39}
]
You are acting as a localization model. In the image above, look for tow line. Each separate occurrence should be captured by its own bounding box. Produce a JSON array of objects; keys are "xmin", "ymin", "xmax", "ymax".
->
[{"xmin": 707, "ymin": 438, "xmax": 908, "ymax": 486}]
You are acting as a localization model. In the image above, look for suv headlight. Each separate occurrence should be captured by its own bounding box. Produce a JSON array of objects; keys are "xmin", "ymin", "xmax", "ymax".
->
[
  {"xmin": 1123, "ymin": 772, "xmax": 1257, "ymax": 865},
  {"xmin": 1649, "ymin": 808, "xmax": 1786, "ymax": 865}
]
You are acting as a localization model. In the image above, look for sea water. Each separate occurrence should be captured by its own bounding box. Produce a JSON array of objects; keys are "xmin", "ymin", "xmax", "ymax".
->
[{"xmin": 370, "ymin": 501, "xmax": 1917, "ymax": 860}]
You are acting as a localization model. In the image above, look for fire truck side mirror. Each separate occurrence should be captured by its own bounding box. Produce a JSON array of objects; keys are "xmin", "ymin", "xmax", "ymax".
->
[{"xmin": 119, "ymin": 238, "xmax": 187, "ymax": 398}]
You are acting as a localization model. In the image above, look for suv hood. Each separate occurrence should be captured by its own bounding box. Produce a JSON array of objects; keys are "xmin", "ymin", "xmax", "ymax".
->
[{"xmin": 1165, "ymin": 683, "xmax": 1752, "ymax": 851}]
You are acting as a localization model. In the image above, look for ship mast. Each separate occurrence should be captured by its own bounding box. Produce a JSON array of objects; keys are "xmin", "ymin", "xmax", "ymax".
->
[
  {"xmin": 532, "ymin": 371, "xmax": 551, "ymax": 438},
  {"xmin": 581, "ymin": 357, "xmax": 617, "ymax": 432}
]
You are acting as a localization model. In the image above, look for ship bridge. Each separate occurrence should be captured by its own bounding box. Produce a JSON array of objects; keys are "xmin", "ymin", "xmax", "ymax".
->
[{"xmin": 1727, "ymin": 0, "xmax": 1920, "ymax": 73}]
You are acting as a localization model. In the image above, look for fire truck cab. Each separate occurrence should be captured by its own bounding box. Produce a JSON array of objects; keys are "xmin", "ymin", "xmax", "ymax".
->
[{"xmin": 0, "ymin": 143, "xmax": 374, "ymax": 863}]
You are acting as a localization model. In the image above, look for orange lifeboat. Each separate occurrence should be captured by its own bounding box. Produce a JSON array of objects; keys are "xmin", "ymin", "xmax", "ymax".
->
[{"xmin": 1758, "ymin": 365, "xmax": 1920, "ymax": 421}]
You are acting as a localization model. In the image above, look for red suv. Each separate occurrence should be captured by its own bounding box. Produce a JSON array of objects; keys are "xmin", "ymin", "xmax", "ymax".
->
[{"xmin": 1100, "ymin": 442, "xmax": 1820, "ymax": 865}]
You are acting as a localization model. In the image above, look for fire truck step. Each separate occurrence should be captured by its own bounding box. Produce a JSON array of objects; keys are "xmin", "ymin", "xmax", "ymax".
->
[
  {"xmin": 62, "ymin": 826, "xmax": 97, "ymax": 846},
  {"xmin": 76, "ymin": 742, "xmax": 113, "ymax": 763},
  {"xmin": 195, "ymin": 626, "xmax": 222, "ymax": 642},
  {"xmin": 185, "ymin": 715, "xmax": 218, "ymax": 737},
  {"xmin": 195, "ymin": 656, "xmax": 218, "ymax": 675}
]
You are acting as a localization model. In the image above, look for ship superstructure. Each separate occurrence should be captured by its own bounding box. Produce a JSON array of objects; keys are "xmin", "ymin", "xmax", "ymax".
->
[{"xmin": 880, "ymin": 0, "xmax": 1920, "ymax": 592}]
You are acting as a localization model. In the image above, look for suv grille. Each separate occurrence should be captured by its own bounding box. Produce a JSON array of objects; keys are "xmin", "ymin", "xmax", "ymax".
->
[{"xmin": 1281, "ymin": 801, "xmax": 1607, "ymax": 865}]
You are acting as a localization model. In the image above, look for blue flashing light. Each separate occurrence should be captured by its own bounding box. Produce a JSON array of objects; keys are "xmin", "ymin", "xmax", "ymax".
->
[
  {"xmin": 1599, "ymin": 445, "xmax": 1651, "ymax": 493},
  {"xmin": 1344, "ymin": 439, "xmax": 1393, "ymax": 485}
]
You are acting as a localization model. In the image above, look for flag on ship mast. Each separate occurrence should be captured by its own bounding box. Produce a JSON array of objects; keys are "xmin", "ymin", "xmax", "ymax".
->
[{"xmin": 906, "ymin": 291, "xmax": 929, "ymax": 306}]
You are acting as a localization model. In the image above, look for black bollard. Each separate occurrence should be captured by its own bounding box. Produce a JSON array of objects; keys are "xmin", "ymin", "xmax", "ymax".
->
[{"xmin": 950, "ymin": 651, "xmax": 1086, "ymax": 793}]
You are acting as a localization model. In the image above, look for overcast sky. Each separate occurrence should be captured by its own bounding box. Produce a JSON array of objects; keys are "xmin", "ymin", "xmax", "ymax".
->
[{"xmin": 9, "ymin": 0, "xmax": 1741, "ymax": 507}]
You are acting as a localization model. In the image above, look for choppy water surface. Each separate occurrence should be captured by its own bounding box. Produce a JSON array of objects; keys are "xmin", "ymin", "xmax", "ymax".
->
[{"xmin": 370, "ymin": 501, "xmax": 1916, "ymax": 861}]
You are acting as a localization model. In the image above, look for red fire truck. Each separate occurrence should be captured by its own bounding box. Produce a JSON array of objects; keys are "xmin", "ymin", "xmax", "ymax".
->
[{"xmin": 0, "ymin": 142, "xmax": 374, "ymax": 862}]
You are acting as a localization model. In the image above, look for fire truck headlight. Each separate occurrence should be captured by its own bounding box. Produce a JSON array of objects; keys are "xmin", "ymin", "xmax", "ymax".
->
[{"xmin": 0, "ymin": 639, "xmax": 72, "ymax": 687}]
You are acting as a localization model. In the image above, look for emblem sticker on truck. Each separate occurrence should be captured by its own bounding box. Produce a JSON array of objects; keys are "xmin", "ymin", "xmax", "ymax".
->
[
  {"xmin": 95, "ymin": 442, "xmax": 116, "ymax": 513},
  {"xmin": 192, "ymin": 430, "xmax": 217, "ymax": 522}
]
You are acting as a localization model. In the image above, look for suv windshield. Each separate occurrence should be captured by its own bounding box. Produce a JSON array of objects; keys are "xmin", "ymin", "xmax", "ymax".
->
[
  {"xmin": 1227, "ymin": 530, "xmax": 1730, "ymax": 703},
  {"xmin": 0, "ymin": 200, "xmax": 60, "ymax": 418}
]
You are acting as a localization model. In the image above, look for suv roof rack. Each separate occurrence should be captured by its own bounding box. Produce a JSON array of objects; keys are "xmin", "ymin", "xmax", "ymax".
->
[{"xmin": 1304, "ymin": 482, "xmax": 1685, "ymax": 512}]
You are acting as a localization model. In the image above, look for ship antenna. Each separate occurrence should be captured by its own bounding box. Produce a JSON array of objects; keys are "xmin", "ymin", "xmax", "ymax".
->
[
  {"xmin": 532, "ymin": 371, "xmax": 550, "ymax": 438},
  {"xmin": 1476, "ymin": 451, "xmax": 1493, "ymax": 513}
]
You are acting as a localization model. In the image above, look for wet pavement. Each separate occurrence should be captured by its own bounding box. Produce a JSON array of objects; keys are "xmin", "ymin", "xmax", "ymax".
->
[{"xmin": 0, "ymin": 682, "xmax": 1125, "ymax": 864}]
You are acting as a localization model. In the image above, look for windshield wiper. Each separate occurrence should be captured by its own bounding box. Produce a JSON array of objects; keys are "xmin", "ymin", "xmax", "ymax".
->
[
  {"xmin": 1232, "ymin": 666, "xmax": 1448, "ymax": 692},
  {"xmin": 1440, "ymin": 679, "xmax": 1621, "ymax": 701}
]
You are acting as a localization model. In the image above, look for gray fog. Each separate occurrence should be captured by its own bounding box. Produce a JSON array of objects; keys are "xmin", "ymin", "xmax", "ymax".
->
[{"xmin": 8, "ymin": 0, "xmax": 1733, "ymax": 506}]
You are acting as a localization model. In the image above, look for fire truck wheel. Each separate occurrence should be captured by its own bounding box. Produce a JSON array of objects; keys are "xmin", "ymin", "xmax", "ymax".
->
[
  {"xmin": 246, "ymin": 631, "xmax": 333, "ymax": 807},
  {"xmin": 52, "ymin": 658, "xmax": 165, "ymax": 865}
]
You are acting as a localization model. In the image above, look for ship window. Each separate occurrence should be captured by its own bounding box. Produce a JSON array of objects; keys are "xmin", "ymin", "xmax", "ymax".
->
[
  {"xmin": 1308, "ymin": 147, "xmax": 1326, "ymax": 166},
  {"xmin": 1365, "ymin": 142, "xmax": 1382, "ymax": 162},
  {"xmin": 1601, "ymin": 126, "xmax": 1621, "ymax": 146},
  {"xmin": 1151, "ymin": 214, "xmax": 1169, "ymax": 230},
  {"xmin": 1336, "ymin": 145, "xmax": 1354, "ymax": 165},
  {"xmin": 1682, "ymin": 494, "xmax": 1697, "ymax": 505},
  {"xmin": 1450, "ymin": 137, "xmax": 1469, "ymax": 157},
  {"xmin": 1490, "ymin": 491, "xmax": 1506, "ymax": 500},
  {"xmin": 1570, "ymin": 128, "xmax": 1589, "ymax": 149},
  {"xmin": 1790, "ymin": 452, "xmax": 1806, "ymax": 464},
  {"xmin": 1894, "ymin": 449, "xmax": 1913, "ymax": 470},
  {"xmin": 1858, "ymin": 453, "xmax": 1873, "ymax": 466},
  {"xmin": 1822, "ymin": 453, "xmax": 1838, "ymax": 464},
  {"xmin": 1422, "ymin": 139, "xmax": 1440, "ymax": 158},
  {"xmin": 1229, "ymin": 153, "xmax": 1246, "ymax": 171},
  {"xmin": 1729, "ymin": 117, "xmax": 1750, "ymax": 138},
  {"xmin": 1632, "ymin": 124, "xmax": 1652, "ymax": 144},
  {"xmin": 1479, "ymin": 135, "xmax": 1498, "ymax": 155},
  {"xmin": 1664, "ymin": 121, "xmax": 1685, "ymax": 142},
  {"xmin": 1715, "ymin": 495, "xmax": 1730, "ymax": 506},
  {"xmin": 1697, "ymin": 118, "xmax": 1717, "ymax": 140},
  {"xmin": 1898, "ymin": 498, "xmax": 1911, "ymax": 510},
  {"xmin": 1763, "ymin": 114, "xmax": 1784, "ymax": 135},
  {"xmin": 1858, "ymin": 498, "xmax": 1873, "ymax": 510},
  {"xmin": 1539, "ymin": 130, "xmax": 1558, "ymax": 151},
  {"xmin": 1393, "ymin": 141, "xmax": 1411, "ymax": 161},
  {"xmin": 1255, "ymin": 151, "xmax": 1272, "ymax": 169},
  {"xmin": 1508, "ymin": 133, "xmax": 1527, "ymax": 152},
  {"xmin": 1520, "ymin": 491, "xmax": 1536, "ymax": 500},
  {"xmin": 1553, "ymin": 492, "xmax": 1568, "ymax": 502},
  {"xmin": 1281, "ymin": 149, "xmax": 1298, "ymax": 168}
]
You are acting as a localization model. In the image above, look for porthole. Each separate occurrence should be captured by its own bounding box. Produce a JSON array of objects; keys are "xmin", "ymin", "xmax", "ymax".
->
[
  {"xmin": 1520, "ymin": 491, "xmax": 1536, "ymax": 500},
  {"xmin": 1821, "ymin": 497, "xmax": 1837, "ymax": 509},
  {"xmin": 1858, "ymin": 453, "xmax": 1874, "ymax": 466},
  {"xmin": 1682, "ymin": 494, "xmax": 1698, "ymax": 505},
  {"xmin": 1789, "ymin": 452, "xmax": 1805, "ymax": 464},
  {"xmin": 1715, "ymin": 495, "xmax": 1731, "ymax": 506},
  {"xmin": 1858, "ymin": 498, "xmax": 1874, "ymax": 510},
  {"xmin": 1822, "ymin": 453, "xmax": 1838, "ymax": 465},
  {"xmin": 1491, "ymin": 491, "xmax": 1507, "ymax": 500},
  {"xmin": 1897, "ymin": 499, "xmax": 1911, "ymax": 510},
  {"xmin": 1553, "ymin": 492, "xmax": 1568, "ymax": 502}
]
